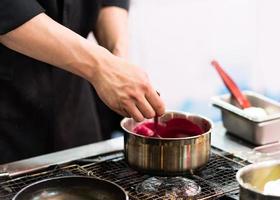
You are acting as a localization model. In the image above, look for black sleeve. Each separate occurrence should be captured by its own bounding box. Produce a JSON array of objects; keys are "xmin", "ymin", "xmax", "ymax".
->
[
  {"xmin": 0, "ymin": 0, "xmax": 45, "ymax": 35},
  {"xmin": 102, "ymin": 0, "xmax": 130, "ymax": 10}
]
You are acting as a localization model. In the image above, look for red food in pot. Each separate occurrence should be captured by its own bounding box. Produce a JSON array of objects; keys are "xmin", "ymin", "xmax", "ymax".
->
[
  {"xmin": 133, "ymin": 118, "xmax": 203, "ymax": 138},
  {"xmin": 133, "ymin": 123, "xmax": 155, "ymax": 137},
  {"xmin": 133, "ymin": 122, "xmax": 166, "ymax": 137}
]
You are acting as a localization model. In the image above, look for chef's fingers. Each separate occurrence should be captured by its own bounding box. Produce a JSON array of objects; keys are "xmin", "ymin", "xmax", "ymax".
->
[
  {"xmin": 135, "ymin": 96, "xmax": 156, "ymax": 119},
  {"xmin": 119, "ymin": 108, "xmax": 130, "ymax": 118},
  {"xmin": 145, "ymin": 89, "xmax": 165, "ymax": 116},
  {"xmin": 124, "ymin": 103, "xmax": 144, "ymax": 122}
]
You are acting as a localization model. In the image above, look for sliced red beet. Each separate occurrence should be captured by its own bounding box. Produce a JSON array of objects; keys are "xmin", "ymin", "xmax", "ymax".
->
[
  {"xmin": 133, "ymin": 122, "xmax": 165, "ymax": 137},
  {"xmin": 133, "ymin": 122, "xmax": 155, "ymax": 137}
]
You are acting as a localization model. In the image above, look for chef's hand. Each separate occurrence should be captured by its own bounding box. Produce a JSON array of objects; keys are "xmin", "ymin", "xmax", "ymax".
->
[
  {"xmin": 91, "ymin": 7, "xmax": 165, "ymax": 121},
  {"xmin": 0, "ymin": 13, "xmax": 165, "ymax": 122},
  {"xmin": 91, "ymin": 50, "xmax": 165, "ymax": 122}
]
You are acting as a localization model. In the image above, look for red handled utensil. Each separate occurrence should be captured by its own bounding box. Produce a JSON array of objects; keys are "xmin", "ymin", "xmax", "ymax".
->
[{"xmin": 211, "ymin": 60, "xmax": 251, "ymax": 109}]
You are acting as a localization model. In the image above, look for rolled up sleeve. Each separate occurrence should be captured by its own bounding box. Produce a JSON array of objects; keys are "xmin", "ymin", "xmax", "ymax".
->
[
  {"xmin": 0, "ymin": 0, "xmax": 45, "ymax": 35},
  {"xmin": 102, "ymin": 0, "xmax": 130, "ymax": 10}
]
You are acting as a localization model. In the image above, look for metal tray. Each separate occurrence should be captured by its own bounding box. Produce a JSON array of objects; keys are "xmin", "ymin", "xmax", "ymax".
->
[{"xmin": 212, "ymin": 91, "xmax": 280, "ymax": 145}]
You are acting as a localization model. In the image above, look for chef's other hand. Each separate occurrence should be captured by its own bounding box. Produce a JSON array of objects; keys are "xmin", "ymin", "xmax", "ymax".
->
[{"xmin": 91, "ymin": 51, "xmax": 165, "ymax": 122}]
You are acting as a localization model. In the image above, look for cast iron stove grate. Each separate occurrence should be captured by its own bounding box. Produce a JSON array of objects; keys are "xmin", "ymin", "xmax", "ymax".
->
[{"xmin": 0, "ymin": 150, "xmax": 245, "ymax": 200}]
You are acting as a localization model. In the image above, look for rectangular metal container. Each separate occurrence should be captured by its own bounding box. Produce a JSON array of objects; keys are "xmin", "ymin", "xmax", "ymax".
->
[{"xmin": 212, "ymin": 91, "xmax": 280, "ymax": 145}]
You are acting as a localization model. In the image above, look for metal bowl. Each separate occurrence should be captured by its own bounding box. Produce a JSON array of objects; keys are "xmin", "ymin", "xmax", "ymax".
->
[
  {"xmin": 237, "ymin": 160, "xmax": 280, "ymax": 200},
  {"xmin": 121, "ymin": 111, "xmax": 213, "ymax": 176}
]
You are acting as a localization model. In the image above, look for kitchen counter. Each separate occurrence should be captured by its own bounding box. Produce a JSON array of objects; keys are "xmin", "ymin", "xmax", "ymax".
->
[
  {"xmin": 212, "ymin": 122, "xmax": 255, "ymax": 159},
  {"xmin": 0, "ymin": 122, "xmax": 256, "ymax": 177}
]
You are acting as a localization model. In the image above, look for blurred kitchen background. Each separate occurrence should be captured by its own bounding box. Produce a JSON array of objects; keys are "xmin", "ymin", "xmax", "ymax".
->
[{"xmin": 127, "ymin": 0, "xmax": 280, "ymax": 122}]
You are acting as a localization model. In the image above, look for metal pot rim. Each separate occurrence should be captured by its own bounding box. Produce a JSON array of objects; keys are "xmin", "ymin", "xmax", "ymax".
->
[
  {"xmin": 121, "ymin": 110, "xmax": 214, "ymax": 141},
  {"xmin": 236, "ymin": 159, "xmax": 280, "ymax": 196}
]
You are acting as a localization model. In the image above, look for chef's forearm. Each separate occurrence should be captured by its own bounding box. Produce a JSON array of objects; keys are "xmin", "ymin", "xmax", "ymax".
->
[
  {"xmin": 0, "ymin": 13, "xmax": 109, "ymax": 83},
  {"xmin": 0, "ymin": 12, "xmax": 166, "ymax": 121},
  {"xmin": 95, "ymin": 7, "xmax": 129, "ymax": 58}
]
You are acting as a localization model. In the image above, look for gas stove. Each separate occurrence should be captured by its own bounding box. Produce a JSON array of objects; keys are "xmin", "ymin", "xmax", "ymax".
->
[
  {"xmin": 0, "ymin": 124, "xmax": 255, "ymax": 200},
  {"xmin": 0, "ymin": 147, "xmax": 246, "ymax": 200}
]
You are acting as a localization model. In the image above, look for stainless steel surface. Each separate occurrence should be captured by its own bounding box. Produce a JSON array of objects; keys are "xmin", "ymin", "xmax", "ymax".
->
[
  {"xmin": 0, "ymin": 137, "xmax": 123, "ymax": 177},
  {"xmin": 212, "ymin": 91, "xmax": 280, "ymax": 145},
  {"xmin": 211, "ymin": 122, "xmax": 254, "ymax": 160},
  {"xmin": 212, "ymin": 123, "xmax": 280, "ymax": 163},
  {"xmin": 236, "ymin": 160, "xmax": 280, "ymax": 200},
  {"xmin": 121, "ymin": 111, "xmax": 213, "ymax": 175},
  {"xmin": 12, "ymin": 176, "xmax": 128, "ymax": 200}
]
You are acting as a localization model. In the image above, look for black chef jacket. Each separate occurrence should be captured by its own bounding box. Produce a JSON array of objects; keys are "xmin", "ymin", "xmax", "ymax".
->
[{"xmin": 0, "ymin": 0, "xmax": 129, "ymax": 164}]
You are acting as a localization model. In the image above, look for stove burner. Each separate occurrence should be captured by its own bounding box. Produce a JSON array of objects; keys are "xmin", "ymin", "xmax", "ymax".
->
[
  {"xmin": 0, "ymin": 150, "xmax": 245, "ymax": 200},
  {"xmin": 136, "ymin": 177, "xmax": 201, "ymax": 199}
]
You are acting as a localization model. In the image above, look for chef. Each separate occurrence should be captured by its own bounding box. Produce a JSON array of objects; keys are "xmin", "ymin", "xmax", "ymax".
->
[{"xmin": 0, "ymin": 0, "xmax": 165, "ymax": 163}]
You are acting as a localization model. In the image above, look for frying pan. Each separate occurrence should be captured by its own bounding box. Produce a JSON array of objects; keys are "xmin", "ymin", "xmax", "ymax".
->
[{"xmin": 13, "ymin": 176, "xmax": 128, "ymax": 200}]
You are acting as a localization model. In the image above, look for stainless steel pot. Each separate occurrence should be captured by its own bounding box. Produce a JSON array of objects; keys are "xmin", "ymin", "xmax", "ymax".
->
[
  {"xmin": 236, "ymin": 160, "xmax": 280, "ymax": 200},
  {"xmin": 121, "ymin": 111, "xmax": 213, "ymax": 176}
]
